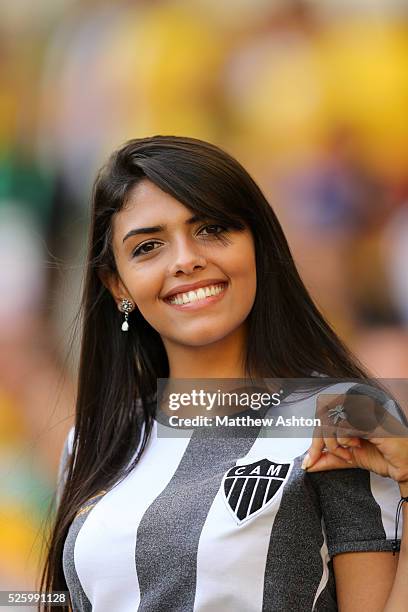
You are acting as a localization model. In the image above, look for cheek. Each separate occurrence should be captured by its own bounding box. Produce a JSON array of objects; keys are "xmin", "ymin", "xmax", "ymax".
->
[
  {"xmin": 225, "ymin": 242, "xmax": 257, "ymax": 290},
  {"xmin": 213, "ymin": 242, "xmax": 257, "ymax": 317},
  {"xmin": 235, "ymin": 244, "xmax": 257, "ymax": 309},
  {"xmin": 126, "ymin": 267, "xmax": 163, "ymax": 311}
]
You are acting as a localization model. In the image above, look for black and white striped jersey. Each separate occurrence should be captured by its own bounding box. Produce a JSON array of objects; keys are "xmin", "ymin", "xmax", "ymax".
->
[{"xmin": 60, "ymin": 385, "xmax": 402, "ymax": 612}]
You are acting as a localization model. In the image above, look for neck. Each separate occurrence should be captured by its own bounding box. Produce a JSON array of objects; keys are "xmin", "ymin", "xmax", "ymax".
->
[
  {"xmin": 157, "ymin": 324, "xmax": 272, "ymax": 419},
  {"xmin": 162, "ymin": 324, "xmax": 249, "ymax": 380}
]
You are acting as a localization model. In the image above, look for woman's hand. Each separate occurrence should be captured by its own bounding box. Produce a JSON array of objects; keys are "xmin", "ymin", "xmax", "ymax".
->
[
  {"xmin": 302, "ymin": 390, "xmax": 408, "ymax": 496},
  {"xmin": 303, "ymin": 436, "xmax": 408, "ymax": 493}
]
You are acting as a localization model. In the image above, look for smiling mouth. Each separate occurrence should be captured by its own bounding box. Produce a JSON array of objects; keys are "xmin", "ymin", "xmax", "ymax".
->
[{"xmin": 163, "ymin": 282, "xmax": 228, "ymax": 308}]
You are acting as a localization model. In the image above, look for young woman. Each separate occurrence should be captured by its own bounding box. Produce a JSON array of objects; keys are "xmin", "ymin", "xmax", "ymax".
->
[{"xmin": 40, "ymin": 135, "xmax": 408, "ymax": 611}]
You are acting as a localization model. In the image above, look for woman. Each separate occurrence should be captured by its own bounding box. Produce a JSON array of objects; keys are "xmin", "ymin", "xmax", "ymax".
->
[{"xmin": 40, "ymin": 135, "xmax": 408, "ymax": 611}]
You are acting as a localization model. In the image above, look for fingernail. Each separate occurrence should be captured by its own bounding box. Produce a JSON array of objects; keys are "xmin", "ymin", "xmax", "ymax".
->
[{"xmin": 301, "ymin": 453, "xmax": 311, "ymax": 470}]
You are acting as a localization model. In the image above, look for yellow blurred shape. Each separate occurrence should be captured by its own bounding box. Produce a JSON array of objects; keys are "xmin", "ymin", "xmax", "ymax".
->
[
  {"xmin": 318, "ymin": 21, "xmax": 408, "ymax": 169},
  {"xmin": 0, "ymin": 504, "xmax": 41, "ymax": 576},
  {"xmin": 104, "ymin": 3, "xmax": 225, "ymax": 142},
  {"xmin": 0, "ymin": 389, "xmax": 25, "ymax": 445}
]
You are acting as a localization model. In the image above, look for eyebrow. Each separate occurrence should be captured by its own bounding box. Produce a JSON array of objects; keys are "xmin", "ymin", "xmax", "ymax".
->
[{"xmin": 122, "ymin": 214, "xmax": 206, "ymax": 243}]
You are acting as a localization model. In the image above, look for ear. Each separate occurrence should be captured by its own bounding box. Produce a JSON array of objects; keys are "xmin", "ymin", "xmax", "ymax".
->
[{"xmin": 98, "ymin": 269, "xmax": 132, "ymax": 311}]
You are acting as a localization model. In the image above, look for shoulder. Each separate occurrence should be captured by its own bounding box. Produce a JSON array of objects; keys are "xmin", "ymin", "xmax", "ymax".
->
[
  {"xmin": 61, "ymin": 425, "xmax": 75, "ymax": 465},
  {"xmin": 66, "ymin": 425, "xmax": 75, "ymax": 454},
  {"xmin": 56, "ymin": 425, "xmax": 75, "ymax": 507},
  {"xmin": 308, "ymin": 466, "xmax": 402, "ymax": 557}
]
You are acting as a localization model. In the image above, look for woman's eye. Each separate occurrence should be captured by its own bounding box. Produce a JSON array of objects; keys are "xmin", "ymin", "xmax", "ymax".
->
[
  {"xmin": 132, "ymin": 241, "xmax": 161, "ymax": 257},
  {"xmin": 198, "ymin": 224, "xmax": 227, "ymax": 237}
]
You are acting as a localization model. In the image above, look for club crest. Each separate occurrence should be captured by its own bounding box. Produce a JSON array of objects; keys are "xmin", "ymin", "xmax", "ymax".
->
[{"xmin": 222, "ymin": 458, "xmax": 292, "ymax": 524}]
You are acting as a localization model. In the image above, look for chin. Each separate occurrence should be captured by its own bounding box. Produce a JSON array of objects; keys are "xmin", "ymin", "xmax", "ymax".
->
[{"xmin": 178, "ymin": 327, "xmax": 239, "ymax": 348}]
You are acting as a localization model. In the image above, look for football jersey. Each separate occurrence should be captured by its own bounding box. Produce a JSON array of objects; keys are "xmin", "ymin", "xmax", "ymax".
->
[{"xmin": 59, "ymin": 384, "xmax": 402, "ymax": 612}]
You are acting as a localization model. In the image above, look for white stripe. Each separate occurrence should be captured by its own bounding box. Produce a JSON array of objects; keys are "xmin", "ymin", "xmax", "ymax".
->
[
  {"xmin": 234, "ymin": 477, "xmax": 248, "ymax": 513},
  {"xmin": 246, "ymin": 479, "xmax": 261, "ymax": 518},
  {"xmin": 226, "ymin": 477, "xmax": 237, "ymax": 501},
  {"xmin": 261, "ymin": 478, "xmax": 273, "ymax": 507},
  {"xmin": 74, "ymin": 421, "xmax": 192, "ymax": 611},
  {"xmin": 312, "ymin": 519, "xmax": 330, "ymax": 611},
  {"xmin": 193, "ymin": 436, "xmax": 297, "ymax": 612}
]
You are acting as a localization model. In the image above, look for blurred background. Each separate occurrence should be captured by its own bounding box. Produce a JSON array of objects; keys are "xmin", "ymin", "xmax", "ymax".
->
[{"xmin": 1, "ymin": 0, "xmax": 408, "ymax": 592}]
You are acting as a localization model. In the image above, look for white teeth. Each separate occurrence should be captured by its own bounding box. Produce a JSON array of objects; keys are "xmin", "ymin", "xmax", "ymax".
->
[{"xmin": 167, "ymin": 283, "xmax": 226, "ymax": 304}]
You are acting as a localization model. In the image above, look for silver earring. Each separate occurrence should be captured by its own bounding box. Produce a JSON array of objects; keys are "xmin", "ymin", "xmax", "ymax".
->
[{"xmin": 119, "ymin": 298, "xmax": 134, "ymax": 331}]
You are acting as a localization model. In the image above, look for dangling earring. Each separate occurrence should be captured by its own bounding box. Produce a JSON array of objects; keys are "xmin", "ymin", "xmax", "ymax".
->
[{"xmin": 119, "ymin": 298, "xmax": 134, "ymax": 331}]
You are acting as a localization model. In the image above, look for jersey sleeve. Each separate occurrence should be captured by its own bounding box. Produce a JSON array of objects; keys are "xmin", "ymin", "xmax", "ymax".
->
[
  {"xmin": 308, "ymin": 467, "xmax": 402, "ymax": 557},
  {"xmin": 56, "ymin": 426, "xmax": 75, "ymax": 509}
]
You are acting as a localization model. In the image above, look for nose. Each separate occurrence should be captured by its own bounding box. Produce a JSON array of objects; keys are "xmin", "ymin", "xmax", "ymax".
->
[{"xmin": 167, "ymin": 237, "xmax": 207, "ymax": 276}]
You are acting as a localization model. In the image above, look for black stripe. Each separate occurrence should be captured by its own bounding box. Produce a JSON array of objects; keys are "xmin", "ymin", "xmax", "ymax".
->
[
  {"xmin": 262, "ymin": 458, "xmax": 330, "ymax": 611},
  {"xmin": 135, "ymin": 426, "xmax": 260, "ymax": 612},
  {"xmin": 63, "ymin": 512, "xmax": 93, "ymax": 612}
]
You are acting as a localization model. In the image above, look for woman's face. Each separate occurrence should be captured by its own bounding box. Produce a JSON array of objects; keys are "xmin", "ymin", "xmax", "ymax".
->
[{"xmin": 107, "ymin": 178, "xmax": 257, "ymax": 348}]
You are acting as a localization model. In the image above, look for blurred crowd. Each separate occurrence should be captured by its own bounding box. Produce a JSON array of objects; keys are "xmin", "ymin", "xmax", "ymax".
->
[{"xmin": 1, "ymin": 0, "xmax": 408, "ymax": 590}]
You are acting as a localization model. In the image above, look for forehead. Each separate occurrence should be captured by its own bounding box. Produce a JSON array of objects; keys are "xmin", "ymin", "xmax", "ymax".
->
[
  {"xmin": 112, "ymin": 179, "xmax": 191, "ymax": 231},
  {"xmin": 127, "ymin": 179, "xmax": 182, "ymax": 208}
]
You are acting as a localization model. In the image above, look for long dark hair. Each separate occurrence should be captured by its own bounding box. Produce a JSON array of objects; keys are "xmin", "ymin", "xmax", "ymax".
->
[{"xmin": 39, "ymin": 135, "xmax": 370, "ymax": 608}]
